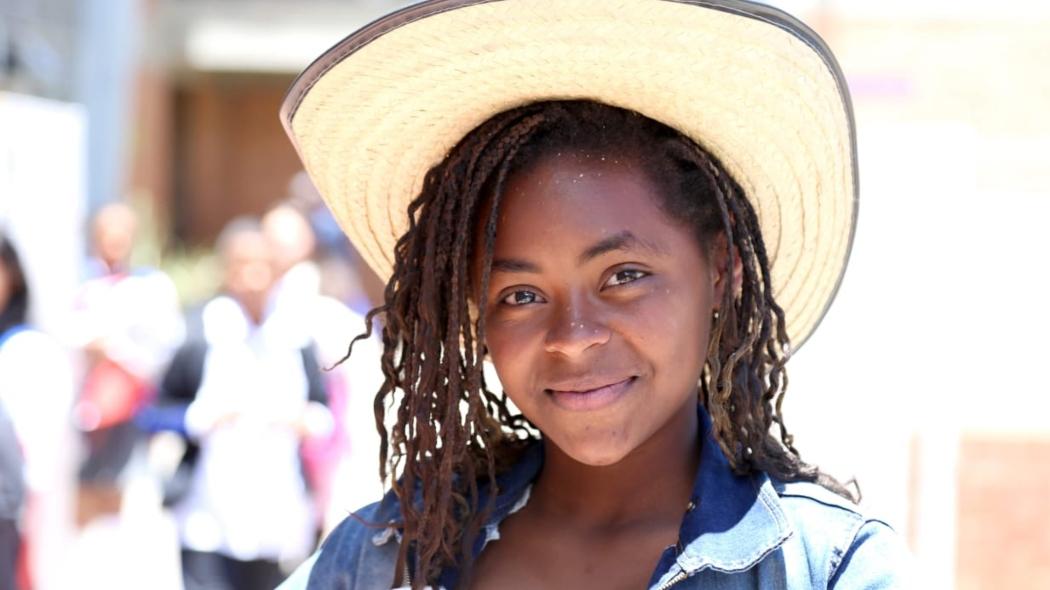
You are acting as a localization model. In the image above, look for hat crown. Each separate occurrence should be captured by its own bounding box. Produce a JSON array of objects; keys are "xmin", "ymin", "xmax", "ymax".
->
[{"xmin": 281, "ymin": 0, "xmax": 857, "ymax": 349}]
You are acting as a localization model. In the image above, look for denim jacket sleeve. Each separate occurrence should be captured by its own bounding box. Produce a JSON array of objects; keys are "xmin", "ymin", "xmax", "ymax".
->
[
  {"xmin": 772, "ymin": 481, "xmax": 912, "ymax": 590},
  {"xmin": 279, "ymin": 494, "xmax": 402, "ymax": 590},
  {"xmin": 829, "ymin": 520, "xmax": 912, "ymax": 589}
]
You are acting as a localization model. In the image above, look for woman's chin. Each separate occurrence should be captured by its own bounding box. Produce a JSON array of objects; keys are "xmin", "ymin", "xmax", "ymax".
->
[{"xmin": 553, "ymin": 429, "xmax": 638, "ymax": 467}]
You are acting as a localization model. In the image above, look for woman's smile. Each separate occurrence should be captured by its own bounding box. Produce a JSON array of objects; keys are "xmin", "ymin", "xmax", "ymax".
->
[{"xmin": 545, "ymin": 375, "xmax": 639, "ymax": 412}]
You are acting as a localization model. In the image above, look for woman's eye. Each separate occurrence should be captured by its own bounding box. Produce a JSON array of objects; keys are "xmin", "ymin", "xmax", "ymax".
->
[
  {"xmin": 604, "ymin": 269, "xmax": 648, "ymax": 288},
  {"xmin": 500, "ymin": 290, "xmax": 543, "ymax": 306}
]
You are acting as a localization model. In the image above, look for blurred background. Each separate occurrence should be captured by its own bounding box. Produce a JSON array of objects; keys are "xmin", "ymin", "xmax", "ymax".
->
[{"xmin": 0, "ymin": 0, "xmax": 1047, "ymax": 588}]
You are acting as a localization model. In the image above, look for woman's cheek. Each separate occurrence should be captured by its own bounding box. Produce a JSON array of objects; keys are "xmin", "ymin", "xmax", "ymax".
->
[
  {"xmin": 612, "ymin": 287, "xmax": 670, "ymax": 336},
  {"xmin": 484, "ymin": 315, "xmax": 537, "ymax": 377},
  {"xmin": 625, "ymin": 286, "xmax": 704, "ymax": 362}
]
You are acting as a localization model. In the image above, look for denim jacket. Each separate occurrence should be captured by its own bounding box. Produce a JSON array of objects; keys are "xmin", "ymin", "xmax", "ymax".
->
[{"xmin": 281, "ymin": 407, "xmax": 909, "ymax": 589}]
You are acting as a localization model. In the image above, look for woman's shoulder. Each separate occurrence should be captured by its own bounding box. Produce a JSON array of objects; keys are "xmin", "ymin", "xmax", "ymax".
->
[
  {"xmin": 767, "ymin": 478, "xmax": 912, "ymax": 587},
  {"xmin": 0, "ymin": 328, "xmax": 72, "ymax": 387},
  {"xmin": 0, "ymin": 326, "xmax": 59, "ymax": 354},
  {"xmin": 280, "ymin": 492, "xmax": 404, "ymax": 590}
]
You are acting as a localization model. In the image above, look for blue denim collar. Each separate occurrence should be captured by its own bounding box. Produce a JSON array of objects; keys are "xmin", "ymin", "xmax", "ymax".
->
[
  {"xmin": 662, "ymin": 406, "xmax": 792, "ymax": 580},
  {"xmin": 434, "ymin": 404, "xmax": 792, "ymax": 588}
]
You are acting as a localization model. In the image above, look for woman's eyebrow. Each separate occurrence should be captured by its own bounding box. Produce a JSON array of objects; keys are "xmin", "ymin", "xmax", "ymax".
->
[
  {"xmin": 490, "ymin": 231, "xmax": 664, "ymax": 275},
  {"xmin": 491, "ymin": 258, "xmax": 541, "ymax": 274},
  {"xmin": 579, "ymin": 230, "xmax": 666, "ymax": 263}
]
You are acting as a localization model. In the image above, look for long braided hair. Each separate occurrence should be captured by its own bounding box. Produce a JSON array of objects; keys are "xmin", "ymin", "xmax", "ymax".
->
[{"xmin": 342, "ymin": 100, "xmax": 853, "ymax": 587}]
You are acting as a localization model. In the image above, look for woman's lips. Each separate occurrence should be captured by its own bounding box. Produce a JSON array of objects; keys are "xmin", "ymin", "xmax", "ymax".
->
[{"xmin": 545, "ymin": 376, "xmax": 637, "ymax": 412}]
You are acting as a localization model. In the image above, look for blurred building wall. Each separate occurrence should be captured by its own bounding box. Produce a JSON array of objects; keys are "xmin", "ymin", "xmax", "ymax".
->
[
  {"xmin": 795, "ymin": 7, "xmax": 1050, "ymax": 590},
  {"xmin": 172, "ymin": 74, "xmax": 301, "ymax": 242},
  {"xmin": 132, "ymin": 0, "xmax": 416, "ymax": 245},
  {"xmin": 0, "ymin": 93, "xmax": 86, "ymax": 336}
]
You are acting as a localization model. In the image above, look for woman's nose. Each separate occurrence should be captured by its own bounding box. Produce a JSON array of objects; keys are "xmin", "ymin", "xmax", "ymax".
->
[{"xmin": 543, "ymin": 299, "xmax": 611, "ymax": 357}]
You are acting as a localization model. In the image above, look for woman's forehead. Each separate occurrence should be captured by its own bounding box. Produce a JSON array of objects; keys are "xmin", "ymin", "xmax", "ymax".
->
[{"xmin": 488, "ymin": 152, "xmax": 690, "ymax": 264}]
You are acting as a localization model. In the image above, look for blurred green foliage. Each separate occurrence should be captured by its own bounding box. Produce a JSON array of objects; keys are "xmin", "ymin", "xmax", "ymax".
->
[{"xmin": 126, "ymin": 191, "xmax": 220, "ymax": 307}]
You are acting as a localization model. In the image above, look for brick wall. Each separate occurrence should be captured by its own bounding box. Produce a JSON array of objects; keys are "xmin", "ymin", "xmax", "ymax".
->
[
  {"xmin": 956, "ymin": 435, "xmax": 1050, "ymax": 590},
  {"xmin": 174, "ymin": 74, "xmax": 302, "ymax": 244}
]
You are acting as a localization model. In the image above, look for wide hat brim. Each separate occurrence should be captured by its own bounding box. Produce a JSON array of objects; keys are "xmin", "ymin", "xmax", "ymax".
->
[{"xmin": 280, "ymin": 0, "xmax": 858, "ymax": 349}]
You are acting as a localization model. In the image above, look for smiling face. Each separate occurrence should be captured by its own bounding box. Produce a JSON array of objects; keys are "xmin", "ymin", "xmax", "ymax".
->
[{"xmin": 479, "ymin": 151, "xmax": 723, "ymax": 466}]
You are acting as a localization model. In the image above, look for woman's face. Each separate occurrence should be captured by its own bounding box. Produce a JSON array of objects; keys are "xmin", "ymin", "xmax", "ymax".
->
[{"xmin": 479, "ymin": 151, "xmax": 722, "ymax": 466}]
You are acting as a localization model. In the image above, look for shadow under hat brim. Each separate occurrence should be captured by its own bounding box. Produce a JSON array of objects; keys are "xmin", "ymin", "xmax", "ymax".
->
[{"xmin": 281, "ymin": 0, "xmax": 858, "ymax": 350}]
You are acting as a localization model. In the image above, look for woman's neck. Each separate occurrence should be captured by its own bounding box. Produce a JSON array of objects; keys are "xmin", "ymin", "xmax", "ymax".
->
[{"xmin": 530, "ymin": 400, "xmax": 700, "ymax": 530}]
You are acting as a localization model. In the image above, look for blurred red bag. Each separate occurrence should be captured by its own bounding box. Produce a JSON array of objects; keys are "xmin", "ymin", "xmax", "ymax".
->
[{"xmin": 75, "ymin": 359, "xmax": 148, "ymax": 431}]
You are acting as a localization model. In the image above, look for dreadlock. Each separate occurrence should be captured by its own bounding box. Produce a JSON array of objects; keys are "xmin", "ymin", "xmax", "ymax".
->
[{"xmin": 339, "ymin": 100, "xmax": 854, "ymax": 588}]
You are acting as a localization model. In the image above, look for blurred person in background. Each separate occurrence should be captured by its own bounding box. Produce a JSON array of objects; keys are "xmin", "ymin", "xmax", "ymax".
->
[
  {"xmin": 262, "ymin": 203, "xmax": 322, "ymax": 313},
  {"xmin": 261, "ymin": 202, "xmax": 384, "ymax": 533},
  {"xmin": 284, "ymin": 171, "xmax": 383, "ymax": 313},
  {"xmin": 0, "ymin": 400, "xmax": 23, "ymax": 590},
  {"xmin": 0, "ymin": 232, "xmax": 75, "ymax": 590},
  {"xmin": 67, "ymin": 202, "xmax": 184, "ymax": 526},
  {"xmin": 146, "ymin": 218, "xmax": 332, "ymax": 590}
]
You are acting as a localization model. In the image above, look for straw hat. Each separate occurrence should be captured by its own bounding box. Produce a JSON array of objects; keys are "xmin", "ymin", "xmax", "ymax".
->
[{"xmin": 280, "ymin": 0, "xmax": 857, "ymax": 348}]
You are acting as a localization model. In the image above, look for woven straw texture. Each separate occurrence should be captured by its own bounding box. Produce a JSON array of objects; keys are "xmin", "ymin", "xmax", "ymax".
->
[{"xmin": 284, "ymin": 0, "xmax": 855, "ymax": 347}]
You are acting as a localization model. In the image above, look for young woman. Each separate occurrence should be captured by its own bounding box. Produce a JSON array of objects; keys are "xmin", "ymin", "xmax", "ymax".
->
[{"xmin": 277, "ymin": 1, "xmax": 908, "ymax": 588}]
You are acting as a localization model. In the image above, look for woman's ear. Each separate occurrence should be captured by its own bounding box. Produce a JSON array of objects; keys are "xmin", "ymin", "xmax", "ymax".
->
[{"xmin": 709, "ymin": 233, "xmax": 743, "ymax": 304}]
